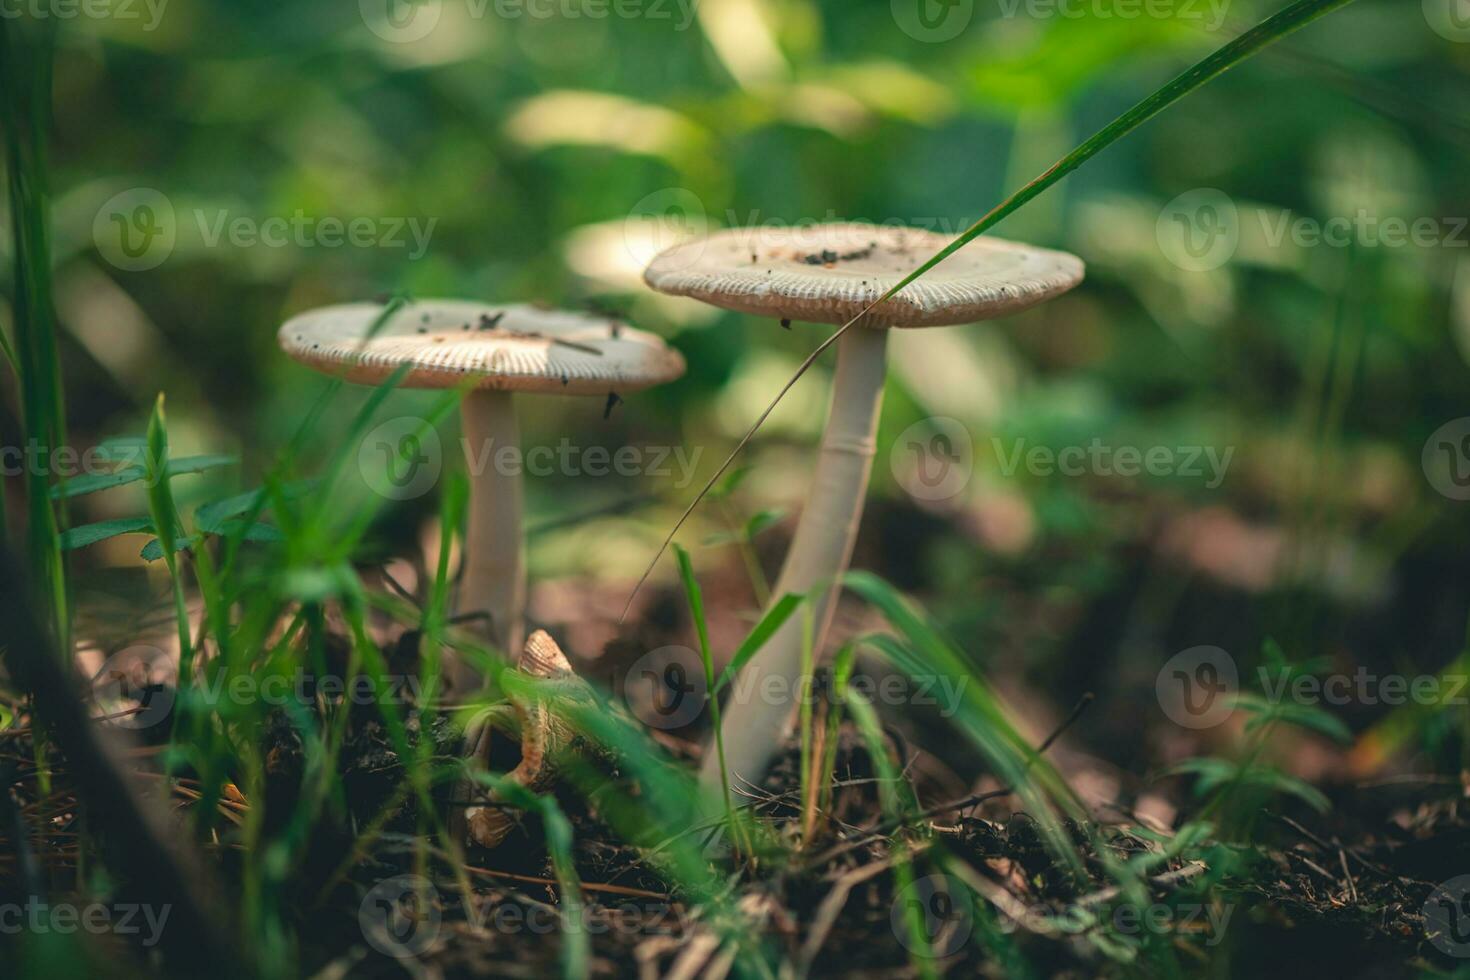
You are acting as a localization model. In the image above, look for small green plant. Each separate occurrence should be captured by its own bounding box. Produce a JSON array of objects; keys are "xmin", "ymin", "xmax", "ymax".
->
[{"xmin": 1164, "ymin": 639, "xmax": 1352, "ymax": 838}]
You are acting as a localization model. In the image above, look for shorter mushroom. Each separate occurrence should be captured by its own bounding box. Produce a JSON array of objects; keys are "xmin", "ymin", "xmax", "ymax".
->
[
  {"xmin": 279, "ymin": 300, "xmax": 685, "ymax": 842},
  {"xmin": 278, "ymin": 299, "xmax": 686, "ymax": 687}
]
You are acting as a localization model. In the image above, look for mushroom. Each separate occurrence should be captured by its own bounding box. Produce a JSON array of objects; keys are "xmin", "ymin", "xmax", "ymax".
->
[
  {"xmin": 277, "ymin": 299, "xmax": 686, "ymax": 689},
  {"xmin": 643, "ymin": 222, "xmax": 1083, "ymax": 798},
  {"xmin": 464, "ymin": 629, "xmax": 605, "ymax": 848}
]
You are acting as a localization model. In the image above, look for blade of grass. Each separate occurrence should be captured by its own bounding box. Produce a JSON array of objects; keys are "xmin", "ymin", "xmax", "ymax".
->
[
  {"xmin": 621, "ymin": 0, "xmax": 1361, "ymax": 618},
  {"xmin": 0, "ymin": 16, "xmax": 68, "ymax": 653},
  {"xmin": 712, "ymin": 591, "xmax": 804, "ymax": 696},
  {"xmin": 144, "ymin": 395, "xmax": 195, "ymax": 751},
  {"xmin": 844, "ymin": 572, "xmax": 1086, "ymax": 877},
  {"xmin": 845, "ymin": 691, "xmax": 933, "ymax": 979},
  {"xmin": 797, "ymin": 604, "xmax": 815, "ymax": 840},
  {"xmin": 673, "ymin": 544, "xmax": 739, "ymax": 852}
]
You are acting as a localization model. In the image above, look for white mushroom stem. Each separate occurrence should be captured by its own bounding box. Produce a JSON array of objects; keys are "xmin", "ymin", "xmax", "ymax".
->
[
  {"xmin": 453, "ymin": 389, "xmax": 526, "ymax": 694},
  {"xmin": 700, "ymin": 323, "xmax": 889, "ymax": 798}
]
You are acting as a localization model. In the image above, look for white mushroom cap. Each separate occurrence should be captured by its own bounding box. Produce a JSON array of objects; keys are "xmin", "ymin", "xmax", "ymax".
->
[
  {"xmin": 644, "ymin": 222, "xmax": 1083, "ymax": 328},
  {"xmin": 278, "ymin": 300, "xmax": 685, "ymax": 395}
]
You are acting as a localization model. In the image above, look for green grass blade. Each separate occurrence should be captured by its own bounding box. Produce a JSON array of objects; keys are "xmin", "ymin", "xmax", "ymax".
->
[
  {"xmin": 0, "ymin": 17, "xmax": 68, "ymax": 650},
  {"xmin": 673, "ymin": 543, "xmax": 739, "ymax": 842},
  {"xmin": 713, "ymin": 591, "xmax": 804, "ymax": 695},
  {"xmin": 869, "ymin": 0, "xmax": 1360, "ymax": 305},
  {"xmin": 844, "ymin": 572, "xmax": 1086, "ymax": 877},
  {"xmin": 144, "ymin": 395, "xmax": 193, "ymax": 728},
  {"xmin": 845, "ymin": 691, "xmax": 933, "ymax": 979}
]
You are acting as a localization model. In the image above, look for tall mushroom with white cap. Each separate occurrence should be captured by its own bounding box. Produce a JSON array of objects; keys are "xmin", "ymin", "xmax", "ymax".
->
[
  {"xmin": 644, "ymin": 222, "xmax": 1083, "ymax": 799},
  {"xmin": 278, "ymin": 299, "xmax": 686, "ymax": 691}
]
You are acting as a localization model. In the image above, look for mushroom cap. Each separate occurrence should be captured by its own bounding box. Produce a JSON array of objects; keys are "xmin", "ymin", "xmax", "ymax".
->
[
  {"xmin": 278, "ymin": 300, "xmax": 685, "ymax": 395},
  {"xmin": 644, "ymin": 222, "xmax": 1083, "ymax": 328}
]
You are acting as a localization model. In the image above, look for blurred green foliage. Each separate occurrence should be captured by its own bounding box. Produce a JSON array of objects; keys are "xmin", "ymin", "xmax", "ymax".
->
[{"xmin": 5, "ymin": 0, "xmax": 1469, "ymax": 742}]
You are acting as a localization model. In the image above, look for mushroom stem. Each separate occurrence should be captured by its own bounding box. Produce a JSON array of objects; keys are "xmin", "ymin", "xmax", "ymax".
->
[
  {"xmin": 700, "ymin": 324, "xmax": 888, "ymax": 797},
  {"xmin": 453, "ymin": 389, "xmax": 526, "ymax": 693}
]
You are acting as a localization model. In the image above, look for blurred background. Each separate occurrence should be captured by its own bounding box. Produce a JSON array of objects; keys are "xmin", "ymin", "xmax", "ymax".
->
[{"xmin": 10, "ymin": 0, "xmax": 1470, "ymax": 799}]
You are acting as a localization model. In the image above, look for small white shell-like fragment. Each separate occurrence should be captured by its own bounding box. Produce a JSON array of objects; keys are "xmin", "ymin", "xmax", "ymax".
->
[
  {"xmin": 644, "ymin": 222, "xmax": 1083, "ymax": 328},
  {"xmin": 278, "ymin": 300, "xmax": 685, "ymax": 395}
]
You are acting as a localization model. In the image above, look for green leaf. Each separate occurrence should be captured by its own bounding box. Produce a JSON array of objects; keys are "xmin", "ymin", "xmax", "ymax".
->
[
  {"xmin": 1261, "ymin": 636, "xmax": 1289, "ymax": 670},
  {"xmin": 90, "ymin": 435, "xmax": 147, "ymax": 462},
  {"xmin": 50, "ymin": 454, "xmax": 238, "ymax": 500},
  {"xmin": 1234, "ymin": 693, "xmax": 1352, "ymax": 744},
  {"xmin": 743, "ymin": 509, "xmax": 785, "ymax": 540},
  {"xmin": 59, "ymin": 516, "xmax": 154, "ymax": 550},
  {"xmin": 1163, "ymin": 757, "xmax": 1332, "ymax": 813},
  {"xmin": 707, "ymin": 464, "xmax": 752, "ymax": 502},
  {"xmin": 165, "ymin": 454, "xmax": 239, "ymax": 476},
  {"xmin": 142, "ymin": 522, "xmax": 277, "ymax": 561},
  {"xmin": 139, "ymin": 533, "xmax": 196, "ymax": 562},
  {"xmin": 1162, "ymin": 757, "xmax": 1239, "ymax": 795},
  {"xmin": 50, "ymin": 466, "xmax": 147, "ymax": 499},
  {"xmin": 195, "ymin": 480, "xmax": 314, "ymax": 535},
  {"xmin": 713, "ymin": 592, "xmax": 805, "ymax": 695},
  {"xmin": 1259, "ymin": 770, "xmax": 1332, "ymax": 814}
]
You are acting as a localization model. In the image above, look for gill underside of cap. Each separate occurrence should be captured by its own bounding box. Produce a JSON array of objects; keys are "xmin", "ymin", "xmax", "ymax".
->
[{"xmin": 643, "ymin": 222, "xmax": 1084, "ymax": 328}]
